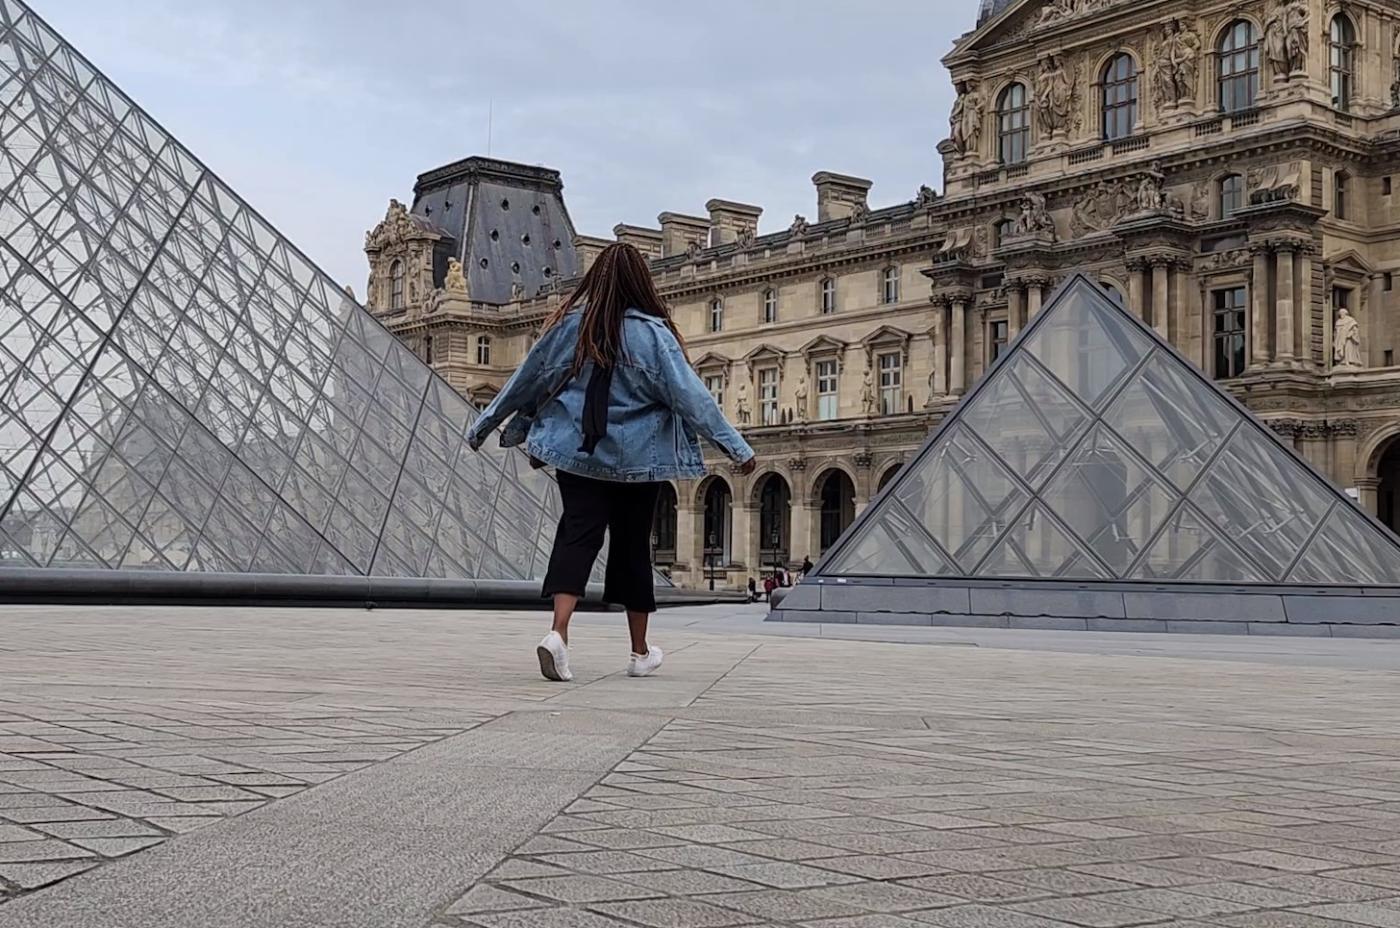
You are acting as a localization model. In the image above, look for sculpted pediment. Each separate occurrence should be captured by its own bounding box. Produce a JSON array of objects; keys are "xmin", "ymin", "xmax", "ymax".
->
[{"xmin": 950, "ymin": 0, "xmax": 1134, "ymax": 58}]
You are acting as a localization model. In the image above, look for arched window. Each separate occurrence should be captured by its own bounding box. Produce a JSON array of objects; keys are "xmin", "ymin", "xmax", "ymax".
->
[
  {"xmin": 762, "ymin": 288, "xmax": 777, "ymax": 324},
  {"xmin": 997, "ymin": 83, "xmax": 1031, "ymax": 165},
  {"xmin": 1101, "ymin": 54, "xmax": 1138, "ymax": 141},
  {"xmin": 1218, "ymin": 20, "xmax": 1260, "ymax": 114},
  {"xmin": 475, "ymin": 335, "xmax": 491, "ymax": 365},
  {"xmin": 1335, "ymin": 172, "xmax": 1350, "ymax": 221},
  {"xmin": 708, "ymin": 297, "xmax": 724, "ymax": 332},
  {"xmin": 1219, "ymin": 174, "xmax": 1245, "ymax": 219},
  {"xmin": 820, "ymin": 277, "xmax": 836, "ymax": 315},
  {"xmin": 422, "ymin": 335, "xmax": 433, "ymax": 365},
  {"xmin": 881, "ymin": 267, "xmax": 899, "ymax": 305},
  {"xmin": 1330, "ymin": 15, "xmax": 1356, "ymax": 112},
  {"xmin": 390, "ymin": 260, "xmax": 404, "ymax": 310},
  {"xmin": 995, "ymin": 218, "xmax": 1015, "ymax": 248}
]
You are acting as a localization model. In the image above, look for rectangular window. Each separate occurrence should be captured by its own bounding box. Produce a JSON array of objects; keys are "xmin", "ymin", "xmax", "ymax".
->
[
  {"xmin": 708, "ymin": 298, "xmax": 723, "ymax": 333},
  {"xmin": 878, "ymin": 352, "xmax": 902, "ymax": 416},
  {"xmin": 762, "ymin": 289, "xmax": 777, "ymax": 324},
  {"xmin": 1334, "ymin": 287, "xmax": 1351, "ymax": 312},
  {"xmin": 758, "ymin": 368, "xmax": 779, "ymax": 426},
  {"xmin": 1213, "ymin": 287, "xmax": 1247, "ymax": 380},
  {"xmin": 704, "ymin": 374, "xmax": 724, "ymax": 409},
  {"xmin": 881, "ymin": 268, "xmax": 899, "ymax": 305},
  {"xmin": 1387, "ymin": 350, "xmax": 1395, "ymax": 367},
  {"xmin": 989, "ymin": 319, "xmax": 1009, "ymax": 363},
  {"xmin": 816, "ymin": 360, "xmax": 838, "ymax": 421},
  {"xmin": 1387, "ymin": 273, "xmax": 1394, "ymax": 292},
  {"xmin": 820, "ymin": 278, "xmax": 836, "ymax": 315},
  {"xmin": 1385, "ymin": 177, "xmax": 1394, "ymax": 197}
]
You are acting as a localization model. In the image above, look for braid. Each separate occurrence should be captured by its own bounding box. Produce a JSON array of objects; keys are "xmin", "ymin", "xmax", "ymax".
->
[{"xmin": 539, "ymin": 242, "xmax": 687, "ymax": 375}]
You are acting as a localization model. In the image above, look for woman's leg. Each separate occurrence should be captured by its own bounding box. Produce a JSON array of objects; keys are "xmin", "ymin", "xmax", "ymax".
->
[
  {"xmin": 541, "ymin": 471, "xmax": 610, "ymax": 645},
  {"xmin": 603, "ymin": 481, "xmax": 662, "ymax": 654}
]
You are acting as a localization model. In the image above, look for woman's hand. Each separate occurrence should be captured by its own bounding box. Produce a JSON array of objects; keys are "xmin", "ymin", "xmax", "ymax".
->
[{"xmin": 736, "ymin": 456, "xmax": 757, "ymax": 476}]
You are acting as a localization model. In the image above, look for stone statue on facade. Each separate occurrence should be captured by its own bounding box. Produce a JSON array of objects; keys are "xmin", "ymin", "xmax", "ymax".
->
[
  {"xmin": 1013, "ymin": 190, "xmax": 1056, "ymax": 239},
  {"xmin": 917, "ymin": 184, "xmax": 938, "ymax": 208},
  {"xmin": 1334, "ymin": 308, "xmax": 1363, "ymax": 368},
  {"xmin": 949, "ymin": 81, "xmax": 985, "ymax": 157},
  {"xmin": 794, "ymin": 373, "xmax": 809, "ymax": 422},
  {"xmin": 1153, "ymin": 19, "xmax": 1201, "ymax": 108},
  {"xmin": 1034, "ymin": 55, "xmax": 1073, "ymax": 139},
  {"xmin": 860, "ymin": 368, "xmax": 875, "ymax": 416},
  {"xmin": 735, "ymin": 382, "xmax": 751, "ymax": 424},
  {"xmin": 789, "ymin": 214, "xmax": 809, "ymax": 235},
  {"xmin": 1134, "ymin": 162, "xmax": 1168, "ymax": 213},
  {"xmin": 1265, "ymin": 0, "xmax": 1309, "ymax": 81},
  {"xmin": 511, "ymin": 280, "xmax": 526, "ymax": 301},
  {"xmin": 444, "ymin": 257, "xmax": 468, "ymax": 296}
]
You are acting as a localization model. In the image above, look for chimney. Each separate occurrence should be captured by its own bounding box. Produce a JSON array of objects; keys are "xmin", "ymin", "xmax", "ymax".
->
[
  {"xmin": 612, "ymin": 223, "xmax": 664, "ymax": 259},
  {"xmin": 574, "ymin": 234, "xmax": 613, "ymax": 272},
  {"xmin": 705, "ymin": 199, "xmax": 762, "ymax": 245},
  {"xmin": 657, "ymin": 211, "xmax": 710, "ymax": 257},
  {"xmin": 812, "ymin": 171, "xmax": 873, "ymax": 222}
]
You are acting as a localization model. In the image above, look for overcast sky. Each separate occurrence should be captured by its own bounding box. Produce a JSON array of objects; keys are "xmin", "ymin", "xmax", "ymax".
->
[{"xmin": 37, "ymin": 0, "xmax": 968, "ymax": 291}]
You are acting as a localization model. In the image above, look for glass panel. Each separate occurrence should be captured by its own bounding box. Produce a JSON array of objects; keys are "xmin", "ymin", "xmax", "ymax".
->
[
  {"xmin": 1190, "ymin": 426, "xmax": 1332, "ymax": 580},
  {"xmin": 825, "ymin": 501, "xmax": 956, "ymax": 577},
  {"xmin": 1130, "ymin": 503, "xmax": 1268, "ymax": 583},
  {"xmin": 1040, "ymin": 425, "xmax": 1176, "ymax": 576},
  {"xmin": 1103, "ymin": 351, "xmax": 1236, "ymax": 490},
  {"xmin": 976, "ymin": 504, "xmax": 1112, "ymax": 579},
  {"xmin": 961, "ymin": 353, "xmax": 1087, "ymax": 490},
  {"xmin": 1022, "ymin": 281, "xmax": 1151, "ymax": 409},
  {"xmin": 890, "ymin": 424, "xmax": 1027, "ymax": 570},
  {"xmin": 1289, "ymin": 506, "xmax": 1400, "ymax": 586}
]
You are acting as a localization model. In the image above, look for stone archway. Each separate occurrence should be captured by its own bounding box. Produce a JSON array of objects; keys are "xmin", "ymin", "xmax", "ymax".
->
[
  {"xmin": 876, "ymin": 463, "xmax": 903, "ymax": 493},
  {"xmin": 700, "ymin": 476, "xmax": 733, "ymax": 566},
  {"xmin": 651, "ymin": 483, "xmax": 678, "ymax": 566},
  {"xmin": 752, "ymin": 472, "xmax": 792, "ymax": 574},
  {"xmin": 815, "ymin": 469, "xmax": 856, "ymax": 554},
  {"xmin": 1379, "ymin": 443, "xmax": 1400, "ymax": 535}
]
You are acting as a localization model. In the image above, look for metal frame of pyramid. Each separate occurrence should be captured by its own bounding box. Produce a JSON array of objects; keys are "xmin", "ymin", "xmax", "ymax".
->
[
  {"xmin": 773, "ymin": 273, "xmax": 1400, "ymax": 636},
  {"xmin": 0, "ymin": 1, "xmax": 699, "ymax": 607}
]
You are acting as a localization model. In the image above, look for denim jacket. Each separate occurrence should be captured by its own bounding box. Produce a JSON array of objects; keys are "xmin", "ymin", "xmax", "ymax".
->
[{"xmin": 466, "ymin": 309, "xmax": 755, "ymax": 482}]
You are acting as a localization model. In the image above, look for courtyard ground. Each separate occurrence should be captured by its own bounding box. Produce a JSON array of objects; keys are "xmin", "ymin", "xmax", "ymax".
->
[{"xmin": 0, "ymin": 603, "xmax": 1398, "ymax": 927}]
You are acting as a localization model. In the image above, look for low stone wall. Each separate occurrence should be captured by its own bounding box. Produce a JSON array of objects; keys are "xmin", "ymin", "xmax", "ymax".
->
[{"xmin": 768, "ymin": 579, "xmax": 1400, "ymax": 638}]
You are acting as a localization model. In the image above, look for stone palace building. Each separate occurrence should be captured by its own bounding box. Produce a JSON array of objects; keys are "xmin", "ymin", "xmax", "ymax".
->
[{"xmin": 359, "ymin": 0, "xmax": 1400, "ymax": 590}]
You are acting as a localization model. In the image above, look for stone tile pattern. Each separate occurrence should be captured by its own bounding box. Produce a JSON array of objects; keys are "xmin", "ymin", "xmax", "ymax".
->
[
  {"xmin": 0, "ymin": 695, "xmax": 480, "ymax": 901},
  {"xmin": 433, "ymin": 698, "xmax": 1400, "ymax": 928}
]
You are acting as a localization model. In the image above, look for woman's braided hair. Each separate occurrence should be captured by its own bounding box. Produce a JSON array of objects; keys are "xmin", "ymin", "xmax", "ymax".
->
[{"xmin": 540, "ymin": 242, "xmax": 688, "ymax": 376}]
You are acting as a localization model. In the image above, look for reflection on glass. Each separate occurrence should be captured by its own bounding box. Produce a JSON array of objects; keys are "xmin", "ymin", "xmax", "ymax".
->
[
  {"xmin": 961, "ymin": 354, "xmax": 1087, "ymax": 491},
  {"xmin": 1022, "ymin": 283, "xmax": 1150, "ymax": 409},
  {"xmin": 1129, "ymin": 503, "xmax": 1267, "ymax": 582},
  {"xmin": 1290, "ymin": 506, "xmax": 1400, "ymax": 585},
  {"xmin": 977, "ymin": 504, "xmax": 1110, "ymax": 579}
]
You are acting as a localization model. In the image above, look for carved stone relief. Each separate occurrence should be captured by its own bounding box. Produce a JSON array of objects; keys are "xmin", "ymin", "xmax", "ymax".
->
[
  {"xmin": 1033, "ymin": 55, "xmax": 1076, "ymax": 139},
  {"xmin": 1152, "ymin": 18, "xmax": 1201, "ymax": 109},
  {"xmin": 1263, "ymin": 0, "xmax": 1309, "ymax": 82},
  {"xmin": 949, "ymin": 81, "xmax": 986, "ymax": 157}
]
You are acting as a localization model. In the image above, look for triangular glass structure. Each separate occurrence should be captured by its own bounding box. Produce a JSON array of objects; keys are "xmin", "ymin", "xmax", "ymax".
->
[
  {"xmin": 820, "ymin": 274, "xmax": 1400, "ymax": 586},
  {"xmin": 0, "ymin": 0, "xmax": 617, "ymax": 585}
]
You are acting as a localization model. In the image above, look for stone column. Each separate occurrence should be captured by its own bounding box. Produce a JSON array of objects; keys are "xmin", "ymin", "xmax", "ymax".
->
[
  {"xmin": 1151, "ymin": 259, "xmax": 1170, "ymax": 341},
  {"xmin": 1275, "ymin": 244, "xmax": 1295, "ymax": 365},
  {"xmin": 791, "ymin": 494, "xmax": 816, "ymax": 565},
  {"xmin": 1126, "ymin": 259, "xmax": 1147, "ymax": 320},
  {"xmin": 1371, "ymin": 271, "xmax": 1387, "ymax": 369},
  {"xmin": 675, "ymin": 493, "xmax": 699, "ymax": 582},
  {"xmin": 1297, "ymin": 245, "xmax": 1314, "ymax": 368},
  {"xmin": 950, "ymin": 295, "xmax": 968, "ymax": 395},
  {"xmin": 1008, "ymin": 285, "xmax": 1026, "ymax": 340},
  {"xmin": 930, "ymin": 299, "xmax": 949, "ymax": 399},
  {"xmin": 1358, "ymin": 477, "xmax": 1381, "ymax": 520},
  {"xmin": 1250, "ymin": 244, "xmax": 1272, "ymax": 369},
  {"xmin": 1171, "ymin": 259, "xmax": 1195, "ymax": 362},
  {"xmin": 730, "ymin": 495, "xmax": 753, "ymax": 571},
  {"xmin": 1026, "ymin": 277, "xmax": 1046, "ymax": 318}
]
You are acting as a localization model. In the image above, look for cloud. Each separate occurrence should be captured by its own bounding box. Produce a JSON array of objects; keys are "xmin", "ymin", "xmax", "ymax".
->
[{"xmin": 33, "ymin": 0, "xmax": 964, "ymax": 289}]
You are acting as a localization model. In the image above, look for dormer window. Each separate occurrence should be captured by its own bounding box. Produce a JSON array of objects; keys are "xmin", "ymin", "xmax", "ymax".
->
[{"xmin": 390, "ymin": 260, "xmax": 404, "ymax": 310}]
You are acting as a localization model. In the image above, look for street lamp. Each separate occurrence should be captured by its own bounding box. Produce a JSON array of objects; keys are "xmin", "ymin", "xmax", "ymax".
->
[{"xmin": 705, "ymin": 532, "xmax": 717, "ymax": 592}]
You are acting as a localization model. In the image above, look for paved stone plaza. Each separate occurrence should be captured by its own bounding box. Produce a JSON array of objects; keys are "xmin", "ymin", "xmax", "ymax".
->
[{"xmin": 0, "ymin": 605, "xmax": 1399, "ymax": 927}]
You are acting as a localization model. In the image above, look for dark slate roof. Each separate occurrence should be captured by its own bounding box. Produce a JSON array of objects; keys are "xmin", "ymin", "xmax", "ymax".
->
[
  {"xmin": 978, "ymin": 0, "xmax": 1016, "ymax": 24},
  {"xmin": 410, "ymin": 157, "xmax": 579, "ymax": 304}
]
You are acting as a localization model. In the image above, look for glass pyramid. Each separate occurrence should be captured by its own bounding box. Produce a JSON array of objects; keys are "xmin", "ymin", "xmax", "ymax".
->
[
  {"xmin": 0, "ymin": 0, "xmax": 609, "ymax": 584},
  {"xmin": 821, "ymin": 274, "xmax": 1400, "ymax": 586}
]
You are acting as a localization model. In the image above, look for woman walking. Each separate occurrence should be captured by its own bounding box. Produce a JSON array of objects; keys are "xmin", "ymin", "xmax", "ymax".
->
[{"xmin": 467, "ymin": 243, "xmax": 755, "ymax": 682}]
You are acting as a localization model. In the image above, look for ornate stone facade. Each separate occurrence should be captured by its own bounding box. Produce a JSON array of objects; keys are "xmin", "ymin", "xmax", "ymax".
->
[{"xmin": 367, "ymin": 0, "xmax": 1400, "ymax": 589}]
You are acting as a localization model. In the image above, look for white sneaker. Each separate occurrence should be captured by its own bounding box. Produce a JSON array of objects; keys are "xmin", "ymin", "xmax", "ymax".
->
[
  {"xmin": 628, "ymin": 645, "xmax": 663, "ymax": 677},
  {"xmin": 536, "ymin": 632, "xmax": 573, "ymax": 682}
]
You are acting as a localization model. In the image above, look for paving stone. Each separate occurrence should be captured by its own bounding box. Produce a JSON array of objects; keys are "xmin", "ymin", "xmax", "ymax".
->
[
  {"xmin": 535, "ymin": 850, "xmax": 683, "ymax": 875},
  {"xmin": 0, "ymin": 860, "xmax": 97, "ymax": 889},
  {"xmin": 488, "ymin": 858, "xmax": 575, "ymax": 880},
  {"xmin": 1219, "ymin": 913, "xmax": 1371, "ymax": 928},
  {"xmin": 0, "ymin": 839, "xmax": 94, "ymax": 863},
  {"xmin": 1292, "ymin": 903, "xmax": 1400, "ymax": 928},
  {"xmin": 813, "ymin": 879, "xmax": 965, "ymax": 913},
  {"xmin": 714, "ymin": 860, "xmax": 863, "ymax": 889},
  {"xmin": 998, "ymin": 869, "xmax": 1140, "ymax": 895},
  {"xmin": 1092, "ymin": 888, "xmax": 1259, "ymax": 918},
  {"xmin": 0, "ymin": 824, "xmax": 43, "ymax": 842},
  {"xmin": 722, "ymin": 837, "xmax": 849, "ymax": 860},
  {"xmin": 567, "ymin": 828, "xmax": 687, "ymax": 851},
  {"xmin": 469, "ymin": 908, "xmax": 637, "ymax": 928},
  {"xmin": 1249, "ymin": 874, "xmax": 1398, "ymax": 903},
  {"xmin": 1010, "ymin": 896, "xmax": 1165, "ymax": 928},
  {"xmin": 1216, "ymin": 850, "xmax": 1344, "ymax": 873},
  {"xmin": 33, "ymin": 817, "xmax": 162, "ymax": 839},
  {"xmin": 497, "ymin": 874, "xmax": 664, "ymax": 904},
  {"xmin": 1333, "ymin": 870, "xmax": 1400, "ymax": 892},
  {"xmin": 1177, "ymin": 880, "xmax": 1328, "ymax": 909},
  {"xmin": 616, "ymin": 868, "xmax": 764, "ymax": 896},
  {"xmin": 0, "ymin": 805, "xmax": 114, "ymax": 824},
  {"xmin": 446, "ymin": 884, "xmax": 552, "ymax": 915},
  {"xmin": 588, "ymin": 897, "xmax": 757, "ymax": 927},
  {"xmin": 901, "ymin": 873, "xmax": 1049, "ymax": 903},
  {"xmin": 802, "ymin": 916, "xmax": 933, "ymax": 928},
  {"xmin": 912, "ymin": 902, "xmax": 1080, "ymax": 928},
  {"xmin": 695, "ymin": 888, "xmax": 868, "ymax": 921}
]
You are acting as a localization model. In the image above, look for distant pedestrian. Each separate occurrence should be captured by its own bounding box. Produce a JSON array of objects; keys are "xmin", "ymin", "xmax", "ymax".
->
[
  {"xmin": 801, "ymin": 555, "xmax": 813, "ymax": 578},
  {"xmin": 763, "ymin": 576, "xmax": 775, "ymax": 602},
  {"xmin": 467, "ymin": 243, "xmax": 756, "ymax": 683},
  {"xmin": 747, "ymin": 577, "xmax": 758, "ymax": 603}
]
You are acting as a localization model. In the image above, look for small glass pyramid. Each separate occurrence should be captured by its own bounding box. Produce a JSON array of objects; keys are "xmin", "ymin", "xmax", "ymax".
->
[
  {"xmin": 820, "ymin": 274, "xmax": 1400, "ymax": 586},
  {"xmin": 0, "ymin": 0, "xmax": 617, "ymax": 586}
]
